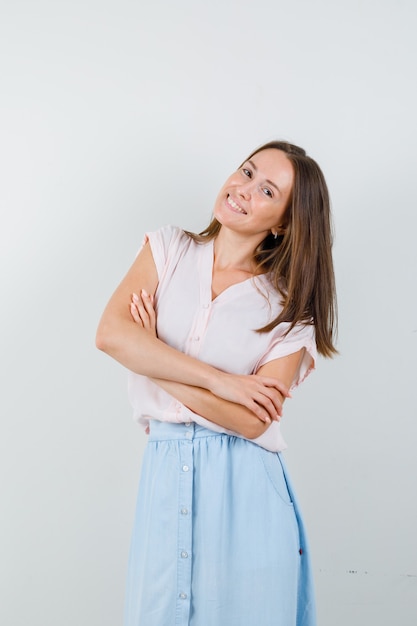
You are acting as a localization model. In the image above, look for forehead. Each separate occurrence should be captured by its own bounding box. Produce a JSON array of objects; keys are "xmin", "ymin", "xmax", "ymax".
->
[{"xmin": 248, "ymin": 148, "xmax": 294, "ymax": 191}]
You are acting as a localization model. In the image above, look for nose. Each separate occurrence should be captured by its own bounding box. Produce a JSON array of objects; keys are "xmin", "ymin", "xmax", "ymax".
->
[{"xmin": 237, "ymin": 179, "xmax": 253, "ymax": 200}]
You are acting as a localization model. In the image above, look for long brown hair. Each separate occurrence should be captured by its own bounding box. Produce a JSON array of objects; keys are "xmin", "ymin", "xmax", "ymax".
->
[{"xmin": 186, "ymin": 140, "xmax": 337, "ymax": 357}]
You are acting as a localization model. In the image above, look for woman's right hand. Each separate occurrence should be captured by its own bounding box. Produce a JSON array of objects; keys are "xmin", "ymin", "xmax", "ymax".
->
[{"xmin": 208, "ymin": 371, "xmax": 291, "ymax": 424}]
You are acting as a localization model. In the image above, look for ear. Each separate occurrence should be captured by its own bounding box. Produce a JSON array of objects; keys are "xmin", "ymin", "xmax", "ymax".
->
[{"xmin": 271, "ymin": 225, "xmax": 286, "ymax": 238}]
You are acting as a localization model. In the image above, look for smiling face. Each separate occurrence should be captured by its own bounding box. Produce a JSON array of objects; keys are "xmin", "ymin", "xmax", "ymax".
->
[{"xmin": 213, "ymin": 148, "xmax": 294, "ymax": 244}]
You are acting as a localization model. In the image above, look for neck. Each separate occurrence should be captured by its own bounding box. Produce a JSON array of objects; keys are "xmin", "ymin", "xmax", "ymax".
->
[{"xmin": 213, "ymin": 226, "xmax": 262, "ymax": 273}]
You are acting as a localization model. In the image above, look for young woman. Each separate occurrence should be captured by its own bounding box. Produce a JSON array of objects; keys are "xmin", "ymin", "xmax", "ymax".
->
[{"xmin": 96, "ymin": 140, "xmax": 337, "ymax": 626}]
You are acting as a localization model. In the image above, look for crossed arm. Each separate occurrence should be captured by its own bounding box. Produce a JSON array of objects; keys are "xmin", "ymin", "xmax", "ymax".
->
[{"xmin": 96, "ymin": 241, "xmax": 304, "ymax": 439}]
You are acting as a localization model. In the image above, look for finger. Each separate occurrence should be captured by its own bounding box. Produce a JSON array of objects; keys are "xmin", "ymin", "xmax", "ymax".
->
[
  {"xmin": 130, "ymin": 302, "xmax": 143, "ymax": 325},
  {"xmin": 136, "ymin": 299, "xmax": 151, "ymax": 329},
  {"xmin": 249, "ymin": 401, "xmax": 272, "ymax": 425},
  {"xmin": 253, "ymin": 392, "xmax": 282, "ymax": 421},
  {"xmin": 237, "ymin": 391, "xmax": 273, "ymax": 424},
  {"xmin": 241, "ymin": 379, "xmax": 282, "ymax": 417},
  {"xmin": 142, "ymin": 294, "xmax": 155, "ymax": 317},
  {"xmin": 141, "ymin": 289, "xmax": 156, "ymax": 325},
  {"xmin": 256, "ymin": 387, "xmax": 284, "ymax": 417},
  {"xmin": 131, "ymin": 294, "xmax": 151, "ymax": 327},
  {"xmin": 258, "ymin": 376, "xmax": 291, "ymax": 398}
]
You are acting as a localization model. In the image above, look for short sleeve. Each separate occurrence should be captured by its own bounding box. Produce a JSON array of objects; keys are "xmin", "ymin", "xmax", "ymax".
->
[
  {"xmin": 138, "ymin": 225, "xmax": 187, "ymax": 281},
  {"xmin": 254, "ymin": 322, "xmax": 317, "ymax": 388}
]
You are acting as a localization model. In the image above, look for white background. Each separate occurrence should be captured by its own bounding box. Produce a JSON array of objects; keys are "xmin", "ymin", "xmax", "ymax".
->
[{"xmin": 1, "ymin": 0, "xmax": 416, "ymax": 624}]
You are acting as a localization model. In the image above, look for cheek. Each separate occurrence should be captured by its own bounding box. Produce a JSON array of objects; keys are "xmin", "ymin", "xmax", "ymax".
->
[
  {"xmin": 213, "ymin": 188, "xmax": 225, "ymax": 210},
  {"xmin": 264, "ymin": 202, "xmax": 287, "ymax": 227},
  {"xmin": 212, "ymin": 191, "xmax": 227, "ymax": 221}
]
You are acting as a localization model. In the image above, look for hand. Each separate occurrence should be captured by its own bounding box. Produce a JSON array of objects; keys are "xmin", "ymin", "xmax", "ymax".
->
[
  {"xmin": 209, "ymin": 371, "xmax": 291, "ymax": 425},
  {"xmin": 130, "ymin": 289, "xmax": 157, "ymax": 337}
]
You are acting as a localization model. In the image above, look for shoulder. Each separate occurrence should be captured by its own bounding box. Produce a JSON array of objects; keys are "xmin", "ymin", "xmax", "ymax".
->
[
  {"xmin": 148, "ymin": 224, "xmax": 189, "ymax": 247},
  {"xmin": 145, "ymin": 225, "xmax": 200, "ymax": 277},
  {"xmin": 146, "ymin": 225, "xmax": 193, "ymax": 258}
]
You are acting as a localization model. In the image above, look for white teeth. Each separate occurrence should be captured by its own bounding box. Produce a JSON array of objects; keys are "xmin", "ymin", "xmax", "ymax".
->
[{"xmin": 228, "ymin": 196, "xmax": 246, "ymax": 213}]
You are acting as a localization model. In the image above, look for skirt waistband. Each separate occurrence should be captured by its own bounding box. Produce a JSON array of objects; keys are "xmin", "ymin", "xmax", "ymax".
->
[{"xmin": 148, "ymin": 420, "xmax": 225, "ymax": 442}]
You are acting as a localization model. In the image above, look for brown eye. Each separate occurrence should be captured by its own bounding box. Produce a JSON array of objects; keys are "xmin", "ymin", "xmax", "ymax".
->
[{"xmin": 242, "ymin": 168, "xmax": 252, "ymax": 178}]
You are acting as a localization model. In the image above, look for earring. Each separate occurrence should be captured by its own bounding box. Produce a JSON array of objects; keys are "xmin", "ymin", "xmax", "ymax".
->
[{"xmin": 272, "ymin": 231, "xmax": 278, "ymax": 239}]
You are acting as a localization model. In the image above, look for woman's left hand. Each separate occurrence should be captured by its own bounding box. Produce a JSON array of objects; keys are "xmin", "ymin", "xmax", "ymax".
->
[{"xmin": 130, "ymin": 289, "xmax": 157, "ymax": 337}]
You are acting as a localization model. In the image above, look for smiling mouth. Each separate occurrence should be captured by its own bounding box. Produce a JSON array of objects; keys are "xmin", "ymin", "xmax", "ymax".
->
[{"xmin": 227, "ymin": 195, "xmax": 247, "ymax": 214}]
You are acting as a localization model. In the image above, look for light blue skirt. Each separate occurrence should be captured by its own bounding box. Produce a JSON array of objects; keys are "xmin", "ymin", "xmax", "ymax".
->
[{"xmin": 124, "ymin": 421, "xmax": 316, "ymax": 626}]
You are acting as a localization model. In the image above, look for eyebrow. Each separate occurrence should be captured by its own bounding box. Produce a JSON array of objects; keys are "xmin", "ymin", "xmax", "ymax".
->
[{"xmin": 247, "ymin": 160, "xmax": 281, "ymax": 195}]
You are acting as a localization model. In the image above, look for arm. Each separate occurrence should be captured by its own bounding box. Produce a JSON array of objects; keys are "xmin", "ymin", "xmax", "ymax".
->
[
  {"xmin": 129, "ymin": 288, "xmax": 303, "ymax": 439},
  {"xmin": 96, "ymin": 241, "xmax": 289, "ymax": 423},
  {"xmin": 96, "ymin": 241, "xmax": 211, "ymax": 383},
  {"xmin": 149, "ymin": 349, "xmax": 304, "ymax": 439}
]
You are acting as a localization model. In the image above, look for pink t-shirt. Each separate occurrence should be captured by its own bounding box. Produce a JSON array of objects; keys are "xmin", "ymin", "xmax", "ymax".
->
[{"xmin": 128, "ymin": 226, "xmax": 316, "ymax": 452}]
